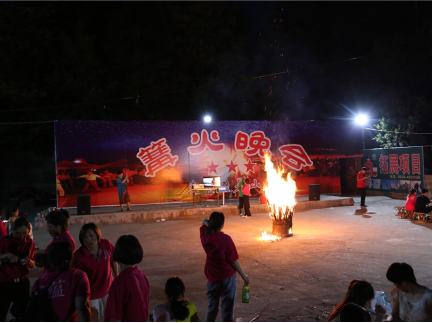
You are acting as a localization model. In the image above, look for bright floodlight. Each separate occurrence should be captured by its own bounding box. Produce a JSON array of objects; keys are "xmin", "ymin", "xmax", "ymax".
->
[
  {"xmin": 355, "ymin": 114, "xmax": 368, "ymax": 125},
  {"xmin": 204, "ymin": 115, "xmax": 212, "ymax": 123}
]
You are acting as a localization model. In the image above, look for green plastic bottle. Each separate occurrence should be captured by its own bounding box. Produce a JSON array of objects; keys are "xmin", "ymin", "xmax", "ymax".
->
[{"xmin": 242, "ymin": 283, "xmax": 249, "ymax": 303}]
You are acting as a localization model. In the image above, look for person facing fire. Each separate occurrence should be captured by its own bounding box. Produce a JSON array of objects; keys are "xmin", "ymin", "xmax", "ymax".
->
[
  {"xmin": 200, "ymin": 212, "xmax": 249, "ymax": 322},
  {"xmin": 357, "ymin": 167, "xmax": 370, "ymax": 207}
]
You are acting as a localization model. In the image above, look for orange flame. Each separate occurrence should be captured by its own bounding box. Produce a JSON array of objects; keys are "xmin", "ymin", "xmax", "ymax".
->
[{"xmin": 263, "ymin": 154, "xmax": 296, "ymax": 220}]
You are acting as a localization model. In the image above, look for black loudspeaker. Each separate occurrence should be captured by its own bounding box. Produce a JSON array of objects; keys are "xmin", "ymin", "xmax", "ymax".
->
[
  {"xmin": 77, "ymin": 195, "xmax": 91, "ymax": 215},
  {"xmin": 309, "ymin": 184, "xmax": 320, "ymax": 201}
]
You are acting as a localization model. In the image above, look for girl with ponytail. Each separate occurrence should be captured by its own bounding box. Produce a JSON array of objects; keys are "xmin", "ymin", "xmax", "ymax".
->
[
  {"xmin": 200, "ymin": 212, "xmax": 249, "ymax": 322},
  {"xmin": 153, "ymin": 277, "xmax": 199, "ymax": 322}
]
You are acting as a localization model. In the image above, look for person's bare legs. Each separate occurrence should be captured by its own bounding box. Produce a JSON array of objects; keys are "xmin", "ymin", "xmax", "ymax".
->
[
  {"xmin": 120, "ymin": 203, "xmax": 124, "ymax": 212},
  {"xmin": 127, "ymin": 202, "xmax": 131, "ymax": 211}
]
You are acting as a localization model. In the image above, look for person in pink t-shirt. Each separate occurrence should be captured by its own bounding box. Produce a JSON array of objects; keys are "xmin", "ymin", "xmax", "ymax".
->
[
  {"xmin": 33, "ymin": 241, "xmax": 91, "ymax": 322},
  {"xmin": 200, "ymin": 212, "xmax": 249, "ymax": 322},
  {"xmin": 0, "ymin": 206, "xmax": 7, "ymax": 238},
  {"xmin": 74, "ymin": 223, "xmax": 118, "ymax": 322},
  {"xmin": 405, "ymin": 188, "xmax": 417, "ymax": 212},
  {"xmin": 0, "ymin": 217, "xmax": 35, "ymax": 321},
  {"xmin": 35, "ymin": 210, "xmax": 76, "ymax": 270},
  {"xmin": 242, "ymin": 178, "xmax": 252, "ymax": 218},
  {"xmin": 105, "ymin": 235, "xmax": 149, "ymax": 322}
]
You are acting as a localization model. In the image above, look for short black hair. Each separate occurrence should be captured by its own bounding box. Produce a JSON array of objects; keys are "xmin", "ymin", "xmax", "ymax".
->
[
  {"xmin": 79, "ymin": 223, "xmax": 102, "ymax": 245},
  {"xmin": 117, "ymin": 170, "xmax": 123, "ymax": 175},
  {"xmin": 205, "ymin": 212, "xmax": 225, "ymax": 235},
  {"xmin": 386, "ymin": 262, "xmax": 416, "ymax": 284},
  {"xmin": 339, "ymin": 303, "xmax": 371, "ymax": 322},
  {"xmin": 11, "ymin": 217, "xmax": 31, "ymax": 232},
  {"xmin": 361, "ymin": 167, "xmax": 367, "ymax": 171},
  {"xmin": 113, "ymin": 235, "xmax": 143, "ymax": 265},
  {"xmin": 46, "ymin": 209, "xmax": 71, "ymax": 232},
  {"xmin": 422, "ymin": 188, "xmax": 428, "ymax": 194},
  {"xmin": 48, "ymin": 241, "xmax": 73, "ymax": 271}
]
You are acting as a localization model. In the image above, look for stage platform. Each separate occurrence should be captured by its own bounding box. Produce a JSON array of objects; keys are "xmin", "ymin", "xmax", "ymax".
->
[{"xmin": 35, "ymin": 194, "xmax": 354, "ymax": 230}]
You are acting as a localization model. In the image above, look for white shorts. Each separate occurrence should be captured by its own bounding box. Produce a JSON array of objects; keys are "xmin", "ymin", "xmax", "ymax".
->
[{"xmin": 90, "ymin": 294, "xmax": 108, "ymax": 322}]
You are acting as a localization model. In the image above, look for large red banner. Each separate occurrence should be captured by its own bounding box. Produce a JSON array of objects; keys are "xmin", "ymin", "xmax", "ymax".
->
[{"xmin": 54, "ymin": 121, "xmax": 363, "ymax": 207}]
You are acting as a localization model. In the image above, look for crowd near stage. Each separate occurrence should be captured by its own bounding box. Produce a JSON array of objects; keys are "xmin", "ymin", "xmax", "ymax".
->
[{"xmin": 30, "ymin": 195, "xmax": 432, "ymax": 322}]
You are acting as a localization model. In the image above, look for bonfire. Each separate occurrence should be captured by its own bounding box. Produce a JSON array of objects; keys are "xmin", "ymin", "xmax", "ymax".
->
[{"xmin": 261, "ymin": 154, "xmax": 296, "ymax": 241}]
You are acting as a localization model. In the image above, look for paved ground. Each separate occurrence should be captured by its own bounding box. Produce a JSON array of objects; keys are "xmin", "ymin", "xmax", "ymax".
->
[{"xmin": 29, "ymin": 195, "xmax": 432, "ymax": 322}]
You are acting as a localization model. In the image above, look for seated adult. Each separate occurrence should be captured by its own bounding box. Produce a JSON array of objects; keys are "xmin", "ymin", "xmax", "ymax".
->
[
  {"xmin": 153, "ymin": 277, "xmax": 199, "ymax": 322},
  {"xmin": 415, "ymin": 188, "xmax": 432, "ymax": 214},
  {"xmin": 405, "ymin": 189, "xmax": 417, "ymax": 212},
  {"xmin": 33, "ymin": 241, "xmax": 91, "ymax": 321},
  {"xmin": 327, "ymin": 280, "xmax": 385, "ymax": 322},
  {"xmin": 386, "ymin": 262, "xmax": 432, "ymax": 321}
]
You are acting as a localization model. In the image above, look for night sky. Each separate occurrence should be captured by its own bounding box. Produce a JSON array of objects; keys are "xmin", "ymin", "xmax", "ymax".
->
[{"xmin": 1, "ymin": 1, "xmax": 431, "ymax": 153}]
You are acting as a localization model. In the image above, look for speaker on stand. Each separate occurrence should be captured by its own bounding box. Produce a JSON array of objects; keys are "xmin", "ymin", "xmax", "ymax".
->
[
  {"xmin": 308, "ymin": 184, "xmax": 321, "ymax": 201},
  {"xmin": 77, "ymin": 195, "xmax": 91, "ymax": 215}
]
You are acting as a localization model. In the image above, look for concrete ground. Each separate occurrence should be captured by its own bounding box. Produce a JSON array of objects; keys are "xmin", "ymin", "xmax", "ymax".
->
[{"xmin": 29, "ymin": 195, "xmax": 432, "ymax": 322}]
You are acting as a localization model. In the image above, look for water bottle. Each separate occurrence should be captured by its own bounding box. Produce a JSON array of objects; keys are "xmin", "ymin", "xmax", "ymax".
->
[{"xmin": 242, "ymin": 282, "xmax": 249, "ymax": 303}]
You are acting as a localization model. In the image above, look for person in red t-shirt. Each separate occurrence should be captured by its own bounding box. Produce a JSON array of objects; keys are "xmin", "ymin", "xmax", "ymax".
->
[
  {"xmin": 35, "ymin": 210, "xmax": 76, "ymax": 269},
  {"xmin": 33, "ymin": 241, "xmax": 91, "ymax": 322},
  {"xmin": 105, "ymin": 235, "xmax": 149, "ymax": 322},
  {"xmin": 0, "ymin": 206, "xmax": 7, "ymax": 238},
  {"xmin": 73, "ymin": 223, "xmax": 118, "ymax": 322},
  {"xmin": 405, "ymin": 189, "xmax": 418, "ymax": 212},
  {"xmin": 200, "ymin": 212, "xmax": 249, "ymax": 322},
  {"xmin": 0, "ymin": 217, "xmax": 35, "ymax": 321},
  {"xmin": 357, "ymin": 167, "xmax": 370, "ymax": 207}
]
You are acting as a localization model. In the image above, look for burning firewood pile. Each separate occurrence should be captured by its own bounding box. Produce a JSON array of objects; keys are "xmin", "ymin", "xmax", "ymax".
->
[{"xmin": 262, "ymin": 155, "xmax": 296, "ymax": 242}]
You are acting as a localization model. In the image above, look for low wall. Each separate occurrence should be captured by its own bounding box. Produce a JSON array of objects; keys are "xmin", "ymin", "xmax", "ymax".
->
[{"xmin": 35, "ymin": 197, "xmax": 354, "ymax": 230}]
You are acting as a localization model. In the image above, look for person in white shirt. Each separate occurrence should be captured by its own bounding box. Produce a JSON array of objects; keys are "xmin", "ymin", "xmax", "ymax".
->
[{"xmin": 386, "ymin": 262, "xmax": 432, "ymax": 322}]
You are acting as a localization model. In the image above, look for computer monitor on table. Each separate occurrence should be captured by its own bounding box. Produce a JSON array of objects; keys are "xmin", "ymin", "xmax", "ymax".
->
[{"xmin": 203, "ymin": 176, "xmax": 221, "ymax": 187}]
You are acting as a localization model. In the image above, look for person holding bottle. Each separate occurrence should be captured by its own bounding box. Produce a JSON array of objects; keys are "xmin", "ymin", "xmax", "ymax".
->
[
  {"xmin": 357, "ymin": 167, "xmax": 370, "ymax": 207},
  {"xmin": 200, "ymin": 212, "xmax": 249, "ymax": 322}
]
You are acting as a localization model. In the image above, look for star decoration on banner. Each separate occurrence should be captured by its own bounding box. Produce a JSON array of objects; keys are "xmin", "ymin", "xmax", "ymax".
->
[
  {"xmin": 226, "ymin": 160, "xmax": 238, "ymax": 173},
  {"xmin": 206, "ymin": 161, "xmax": 219, "ymax": 175},
  {"xmin": 244, "ymin": 158, "xmax": 257, "ymax": 173}
]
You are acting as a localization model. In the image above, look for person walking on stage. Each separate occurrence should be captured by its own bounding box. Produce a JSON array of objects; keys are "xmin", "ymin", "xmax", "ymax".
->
[
  {"xmin": 117, "ymin": 171, "xmax": 131, "ymax": 212},
  {"xmin": 237, "ymin": 174, "xmax": 246, "ymax": 216},
  {"xmin": 357, "ymin": 167, "xmax": 370, "ymax": 207},
  {"xmin": 242, "ymin": 178, "xmax": 252, "ymax": 218}
]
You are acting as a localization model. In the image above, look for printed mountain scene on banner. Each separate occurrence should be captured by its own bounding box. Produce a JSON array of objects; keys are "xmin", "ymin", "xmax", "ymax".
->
[{"xmin": 54, "ymin": 121, "xmax": 362, "ymax": 208}]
